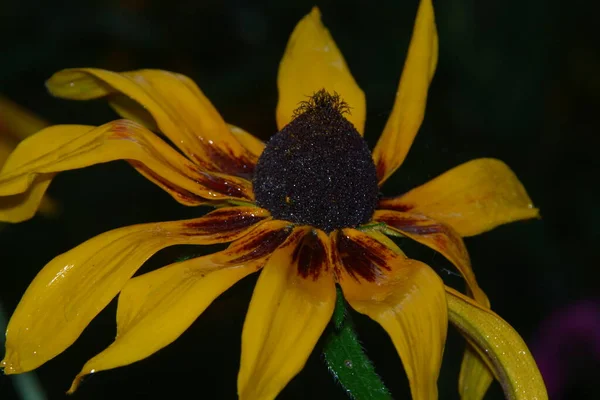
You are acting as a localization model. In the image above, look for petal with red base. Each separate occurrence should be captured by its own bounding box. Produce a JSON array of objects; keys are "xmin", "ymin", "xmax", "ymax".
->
[
  {"xmin": 46, "ymin": 68, "xmax": 257, "ymax": 175},
  {"xmin": 0, "ymin": 120, "xmax": 254, "ymax": 222}
]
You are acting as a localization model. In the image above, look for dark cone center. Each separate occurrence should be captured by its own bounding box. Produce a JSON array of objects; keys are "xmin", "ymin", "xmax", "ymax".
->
[{"xmin": 253, "ymin": 90, "xmax": 379, "ymax": 232}]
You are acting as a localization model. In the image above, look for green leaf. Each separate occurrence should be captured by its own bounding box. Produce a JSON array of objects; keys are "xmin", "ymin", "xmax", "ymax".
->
[{"xmin": 323, "ymin": 286, "xmax": 393, "ymax": 400}]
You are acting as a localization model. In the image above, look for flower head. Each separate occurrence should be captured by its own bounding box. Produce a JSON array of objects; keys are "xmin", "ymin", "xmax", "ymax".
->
[
  {"xmin": 0, "ymin": 1, "xmax": 547, "ymax": 399},
  {"xmin": 254, "ymin": 90, "xmax": 379, "ymax": 232}
]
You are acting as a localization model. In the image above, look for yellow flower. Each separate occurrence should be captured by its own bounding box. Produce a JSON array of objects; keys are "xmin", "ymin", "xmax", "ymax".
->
[{"xmin": 0, "ymin": 1, "xmax": 547, "ymax": 399}]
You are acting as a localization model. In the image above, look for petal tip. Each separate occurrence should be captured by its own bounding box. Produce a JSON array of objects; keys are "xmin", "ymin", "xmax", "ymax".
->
[
  {"xmin": 309, "ymin": 6, "xmax": 321, "ymax": 18},
  {"xmin": 1, "ymin": 352, "xmax": 24, "ymax": 375},
  {"xmin": 67, "ymin": 371, "xmax": 91, "ymax": 394},
  {"xmin": 45, "ymin": 69, "xmax": 72, "ymax": 90}
]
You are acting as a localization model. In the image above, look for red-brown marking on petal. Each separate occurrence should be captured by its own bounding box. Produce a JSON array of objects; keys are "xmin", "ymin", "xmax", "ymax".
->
[
  {"xmin": 183, "ymin": 207, "xmax": 267, "ymax": 237},
  {"xmin": 131, "ymin": 157, "xmax": 252, "ymax": 202},
  {"xmin": 376, "ymin": 158, "xmax": 387, "ymax": 183},
  {"xmin": 392, "ymin": 220, "xmax": 444, "ymax": 235},
  {"xmin": 378, "ymin": 197, "xmax": 414, "ymax": 212},
  {"xmin": 292, "ymin": 230, "xmax": 327, "ymax": 280},
  {"xmin": 379, "ymin": 213, "xmax": 442, "ymax": 235},
  {"xmin": 334, "ymin": 230, "xmax": 394, "ymax": 282},
  {"xmin": 279, "ymin": 228, "xmax": 309, "ymax": 250},
  {"xmin": 371, "ymin": 209, "xmax": 494, "ymax": 305},
  {"xmin": 191, "ymin": 167, "xmax": 253, "ymax": 200},
  {"xmin": 108, "ymin": 120, "xmax": 133, "ymax": 138},
  {"xmin": 376, "ymin": 212, "xmax": 467, "ymax": 259},
  {"xmin": 202, "ymin": 144, "xmax": 257, "ymax": 178},
  {"xmin": 132, "ymin": 162, "xmax": 207, "ymax": 204},
  {"xmin": 225, "ymin": 225, "xmax": 293, "ymax": 264}
]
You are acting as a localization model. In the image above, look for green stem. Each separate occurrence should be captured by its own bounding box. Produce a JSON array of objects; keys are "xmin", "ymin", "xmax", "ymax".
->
[{"xmin": 323, "ymin": 286, "xmax": 392, "ymax": 400}]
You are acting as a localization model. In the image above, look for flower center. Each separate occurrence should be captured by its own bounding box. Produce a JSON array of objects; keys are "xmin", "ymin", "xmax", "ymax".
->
[{"xmin": 253, "ymin": 90, "xmax": 379, "ymax": 232}]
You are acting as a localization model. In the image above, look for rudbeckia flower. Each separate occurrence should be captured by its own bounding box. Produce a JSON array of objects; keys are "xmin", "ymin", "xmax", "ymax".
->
[{"xmin": 0, "ymin": 1, "xmax": 547, "ymax": 399}]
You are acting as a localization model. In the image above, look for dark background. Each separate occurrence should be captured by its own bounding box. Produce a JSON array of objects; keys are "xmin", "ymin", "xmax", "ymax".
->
[{"xmin": 1, "ymin": 0, "xmax": 598, "ymax": 399}]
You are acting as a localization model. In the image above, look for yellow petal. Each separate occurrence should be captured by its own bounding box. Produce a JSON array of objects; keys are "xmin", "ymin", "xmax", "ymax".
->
[
  {"xmin": 70, "ymin": 219, "xmax": 295, "ymax": 393},
  {"xmin": 0, "ymin": 175, "xmax": 53, "ymax": 223},
  {"xmin": 372, "ymin": 0, "xmax": 438, "ymax": 183},
  {"xmin": 238, "ymin": 227, "xmax": 336, "ymax": 400},
  {"xmin": 0, "ymin": 97, "xmax": 59, "ymax": 218},
  {"xmin": 276, "ymin": 7, "xmax": 366, "ymax": 134},
  {"xmin": 337, "ymin": 229, "xmax": 447, "ymax": 400},
  {"xmin": 459, "ymin": 346, "xmax": 494, "ymax": 400},
  {"xmin": 228, "ymin": 124, "xmax": 265, "ymax": 158},
  {"xmin": 374, "ymin": 209, "xmax": 489, "ymax": 306},
  {"xmin": 1, "ymin": 207, "xmax": 269, "ymax": 373},
  {"xmin": 334, "ymin": 228, "xmax": 402, "ymax": 282},
  {"xmin": 46, "ymin": 68, "xmax": 257, "ymax": 175},
  {"xmin": 379, "ymin": 158, "xmax": 539, "ymax": 237},
  {"xmin": 446, "ymin": 287, "xmax": 548, "ymax": 400},
  {"xmin": 373, "ymin": 206, "xmax": 497, "ymax": 400},
  {"xmin": 213, "ymin": 219, "xmax": 293, "ymax": 263},
  {"xmin": 0, "ymin": 120, "xmax": 254, "ymax": 222},
  {"xmin": 68, "ymin": 256, "xmax": 262, "ymax": 393}
]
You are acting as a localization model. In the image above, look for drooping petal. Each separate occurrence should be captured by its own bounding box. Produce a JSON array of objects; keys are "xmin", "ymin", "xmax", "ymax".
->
[
  {"xmin": 374, "ymin": 209, "xmax": 489, "ymax": 306},
  {"xmin": 228, "ymin": 124, "xmax": 265, "ymax": 158},
  {"xmin": 0, "ymin": 207, "xmax": 269, "ymax": 373},
  {"xmin": 238, "ymin": 227, "xmax": 336, "ymax": 400},
  {"xmin": 446, "ymin": 287, "xmax": 548, "ymax": 400},
  {"xmin": 46, "ymin": 68, "xmax": 257, "ymax": 175},
  {"xmin": 0, "ymin": 175, "xmax": 54, "ymax": 223},
  {"xmin": 336, "ymin": 228, "xmax": 447, "ymax": 400},
  {"xmin": 68, "ymin": 261, "xmax": 258, "ymax": 393},
  {"xmin": 0, "ymin": 120, "xmax": 254, "ymax": 222},
  {"xmin": 379, "ymin": 158, "xmax": 539, "ymax": 237},
  {"xmin": 372, "ymin": 0, "xmax": 438, "ymax": 183},
  {"xmin": 65, "ymin": 219, "xmax": 293, "ymax": 392},
  {"xmin": 276, "ymin": 7, "xmax": 366, "ymax": 134},
  {"xmin": 373, "ymin": 211, "xmax": 496, "ymax": 396},
  {"xmin": 459, "ymin": 346, "xmax": 494, "ymax": 400}
]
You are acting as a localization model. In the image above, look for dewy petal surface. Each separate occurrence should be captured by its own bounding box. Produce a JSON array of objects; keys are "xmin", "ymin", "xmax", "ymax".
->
[
  {"xmin": 1, "ymin": 207, "xmax": 269, "ymax": 373},
  {"xmin": 446, "ymin": 288, "xmax": 548, "ymax": 400},
  {"xmin": 276, "ymin": 7, "xmax": 366, "ymax": 134},
  {"xmin": 374, "ymin": 209, "xmax": 489, "ymax": 306},
  {"xmin": 459, "ymin": 345, "xmax": 494, "ymax": 400},
  {"xmin": 373, "ymin": 0, "xmax": 438, "ymax": 184},
  {"xmin": 238, "ymin": 227, "xmax": 336, "ymax": 400},
  {"xmin": 68, "ymin": 258, "xmax": 261, "ymax": 393},
  {"xmin": 70, "ymin": 220, "xmax": 294, "ymax": 393},
  {"xmin": 0, "ymin": 120, "xmax": 253, "ymax": 222},
  {"xmin": 379, "ymin": 158, "xmax": 539, "ymax": 237},
  {"xmin": 46, "ymin": 68, "xmax": 256, "ymax": 175},
  {"xmin": 337, "ymin": 229, "xmax": 447, "ymax": 400},
  {"xmin": 228, "ymin": 124, "xmax": 265, "ymax": 158}
]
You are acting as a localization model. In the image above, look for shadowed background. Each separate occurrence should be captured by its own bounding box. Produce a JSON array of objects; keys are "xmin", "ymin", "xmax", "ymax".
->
[{"xmin": 1, "ymin": 0, "xmax": 598, "ymax": 399}]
